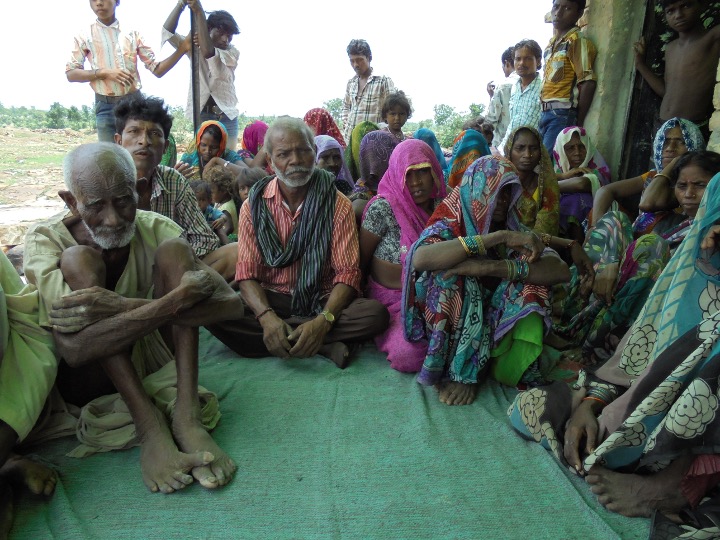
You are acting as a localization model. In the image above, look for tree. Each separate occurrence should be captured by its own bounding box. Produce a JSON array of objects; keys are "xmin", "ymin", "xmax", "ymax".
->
[
  {"xmin": 46, "ymin": 102, "xmax": 67, "ymax": 129},
  {"xmin": 323, "ymin": 98, "xmax": 344, "ymax": 128},
  {"xmin": 468, "ymin": 103, "xmax": 486, "ymax": 118}
]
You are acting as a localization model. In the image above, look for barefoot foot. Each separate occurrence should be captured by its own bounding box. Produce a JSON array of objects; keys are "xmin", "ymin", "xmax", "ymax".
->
[
  {"xmin": 319, "ymin": 342, "xmax": 351, "ymax": 369},
  {"xmin": 173, "ymin": 420, "xmax": 236, "ymax": 489},
  {"xmin": 586, "ymin": 466, "xmax": 688, "ymax": 517},
  {"xmin": 138, "ymin": 410, "xmax": 214, "ymax": 494},
  {"xmin": 0, "ymin": 453, "xmax": 57, "ymax": 496},
  {"xmin": 437, "ymin": 381, "xmax": 479, "ymax": 406}
]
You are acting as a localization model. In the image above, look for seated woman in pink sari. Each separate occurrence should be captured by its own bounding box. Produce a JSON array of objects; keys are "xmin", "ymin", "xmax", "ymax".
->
[{"xmin": 360, "ymin": 139, "xmax": 447, "ymax": 372}]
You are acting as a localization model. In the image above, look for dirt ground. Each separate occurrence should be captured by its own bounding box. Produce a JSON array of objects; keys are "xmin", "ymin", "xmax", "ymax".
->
[{"xmin": 0, "ymin": 127, "xmax": 97, "ymax": 246}]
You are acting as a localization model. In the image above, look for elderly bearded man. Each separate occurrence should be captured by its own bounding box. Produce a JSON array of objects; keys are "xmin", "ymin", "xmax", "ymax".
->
[
  {"xmin": 24, "ymin": 143, "xmax": 244, "ymax": 494},
  {"xmin": 210, "ymin": 117, "xmax": 389, "ymax": 368}
]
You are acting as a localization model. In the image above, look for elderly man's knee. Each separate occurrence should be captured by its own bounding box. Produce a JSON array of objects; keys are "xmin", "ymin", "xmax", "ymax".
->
[
  {"xmin": 59, "ymin": 245, "xmax": 105, "ymax": 287},
  {"xmin": 154, "ymin": 238, "xmax": 196, "ymax": 272}
]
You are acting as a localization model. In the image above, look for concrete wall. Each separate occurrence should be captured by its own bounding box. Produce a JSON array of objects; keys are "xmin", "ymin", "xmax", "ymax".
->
[{"xmin": 582, "ymin": 0, "xmax": 647, "ymax": 180}]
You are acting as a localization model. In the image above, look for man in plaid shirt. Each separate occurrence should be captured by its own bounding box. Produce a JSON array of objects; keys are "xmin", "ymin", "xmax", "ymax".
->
[{"xmin": 341, "ymin": 39, "xmax": 395, "ymax": 142}]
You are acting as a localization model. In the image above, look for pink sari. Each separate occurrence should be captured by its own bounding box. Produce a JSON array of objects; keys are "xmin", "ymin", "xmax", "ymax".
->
[{"xmin": 365, "ymin": 139, "xmax": 447, "ymax": 372}]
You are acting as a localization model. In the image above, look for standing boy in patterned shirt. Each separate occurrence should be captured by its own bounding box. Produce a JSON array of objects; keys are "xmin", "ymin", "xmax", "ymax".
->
[
  {"xmin": 341, "ymin": 39, "xmax": 395, "ymax": 142},
  {"xmin": 66, "ymin": 0, "xmax": 190, "ymax": 142},
  {"xmin": 539, "ymin": 0, "xmax": 597, "ymax": 152}
]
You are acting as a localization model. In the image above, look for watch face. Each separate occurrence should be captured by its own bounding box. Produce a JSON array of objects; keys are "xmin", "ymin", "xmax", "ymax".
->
[{"xmin": 323, "ymin": 310, "xmax": 335, "ymax": 323}]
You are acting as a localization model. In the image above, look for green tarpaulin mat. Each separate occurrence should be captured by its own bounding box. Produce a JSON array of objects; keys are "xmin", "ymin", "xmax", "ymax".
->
[{"xmin": 10, "ymin": 330, "xmax": 648, "ymax": 539}]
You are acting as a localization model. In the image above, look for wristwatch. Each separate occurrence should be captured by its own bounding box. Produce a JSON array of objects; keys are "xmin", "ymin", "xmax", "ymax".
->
[{"xmin": 320, "ymin": 309, "xmax": 335, "ymax": 326}]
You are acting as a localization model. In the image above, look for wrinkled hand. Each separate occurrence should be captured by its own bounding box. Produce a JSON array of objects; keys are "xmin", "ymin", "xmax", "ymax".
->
[
  {"xmin": 633, "ymin": 37, "xmax": 646, "ymax": 61},
  {"xmin": 593, "ymin": 262, "xmax": 619, "ymax": 305},
  {"xmin": 486, "ymin": 81, "xmax": 495, "ymax": 98},
  {"xmin": 101, "ymin": 68, "xmax": 134, "ymax": 87},
  {"xmin": 174, "ymin": 161, "xmax": 194, "ymax": 178},
  {"xmin": 287, "ymin": 317, "xmax": 330, "ymax": 358},
  {"xmin": 569, "ymin": 242, "xmax": 595, "ymax": 298},
  {"xmin": 504, "ymin": 231, "xmax": 544, "ymax": 262},
  {"xmin": 50, "ymin": 287, "xmax": 128, "ymax": 333},
  {"xmin": 701, "ymin": 224, "xmax": 720, "ymax": 253},
  {"xmin": 444, "ymin": 259, "xmax": 494, "ymax": 279},
  {"xmin": 211, "ymin": 215, "xmax": 227, "ymax": 230},
  {"xmin": 563, "ymin": 400, "xmax": 599, "ymax": 475},
  {"xmin": 260, "ymin": 313, "xmax": 293, "ymax": 358}
]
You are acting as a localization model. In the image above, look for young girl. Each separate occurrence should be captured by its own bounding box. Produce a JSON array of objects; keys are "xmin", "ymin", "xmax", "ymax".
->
[
  {"xmin": 203, "ymin": 165, "xmax": 241, "ymax": 243},
  {"xmin": 380, "ymin": 91, "xmax": 413, "ymax": 143}
]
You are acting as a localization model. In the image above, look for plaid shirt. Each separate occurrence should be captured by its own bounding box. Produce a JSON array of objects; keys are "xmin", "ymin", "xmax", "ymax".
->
[
  {"xmin": 485, "ymin": 73, "xmax": 519, "ymax": 147},
  {"xmin": 341, "ymin": 73, "xmax": 395, "ymax": 141},
  {"xmin": 150, "ymin": 166, "xmax": 220, "ymax": 257},
  {"xmin": 499, "ymin": 76, "xmax": 542, "ymax": 151},
  {"xmin": 66, "ymin": 19, "xmax": 159, "ymax": 97}
]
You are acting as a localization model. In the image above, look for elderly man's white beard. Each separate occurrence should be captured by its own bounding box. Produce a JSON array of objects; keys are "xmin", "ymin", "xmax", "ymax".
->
[
  {"xmin": 273, "ymin": 163, "xmax": 315, "ymax": 188},
  {"xmin": 83, "ymin": 221, "xmax": 136, "ymax": 250}
]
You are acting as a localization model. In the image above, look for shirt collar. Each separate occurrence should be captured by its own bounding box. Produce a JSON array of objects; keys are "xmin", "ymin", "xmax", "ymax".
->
[
  {"xmin": 149, "ymin": 167, "xmax": 166, "ymax": 199},
  {"xmin": 95, "ymin": 18, "xmax": 121, "ymax": 30}
]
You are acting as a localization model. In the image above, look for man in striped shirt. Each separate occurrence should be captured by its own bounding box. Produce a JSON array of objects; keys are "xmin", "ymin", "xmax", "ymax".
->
[
  {"xmin": 341, "ymin": 39, "xmax": 395, "ymax": 142},
  {"xmin": 210, "ymin": 117, "xmax": 389, "ymax": 368},
  {"xmin": 66, "ymin": 0, "xmax": 191, "ymax": 142}
]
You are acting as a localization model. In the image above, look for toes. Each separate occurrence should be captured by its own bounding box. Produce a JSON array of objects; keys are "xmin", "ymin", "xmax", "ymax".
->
[
  {"xmin": 146, "ymin": 481, "xmax": 159, "ymax": 493},
  {"xmin": 173, "ymin": 471, "xmax": 194, "ymax": 486},
  {"xmin": 192, "ymin": 465, "xmax": 219, "ymax": 489},
  {"xmin": 159, "ymin": 483, "xmax": 176, "ymax": 494}
]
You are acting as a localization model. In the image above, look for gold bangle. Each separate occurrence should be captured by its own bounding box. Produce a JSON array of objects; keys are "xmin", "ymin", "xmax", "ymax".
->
[
  {"xmin": 458, "ymin": 236, "xmax": 471, "ymax": 256},
  {"xmin": 474, "ymin": 235, "xmax": 487, "ymax": 256}
]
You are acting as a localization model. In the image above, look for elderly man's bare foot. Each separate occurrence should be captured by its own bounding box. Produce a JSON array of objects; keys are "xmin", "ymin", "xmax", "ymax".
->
[
  {"xmin": 0, "ymin": 454, "xmax": 57, "ymax": 496},
  {"xmin": 173, "ymin": 420, "xmax": 236, "ymax": 489},
  {"xmin": 138, "ymin": 410, "xmax": 214, "ymax": 494},
  {"xmin": 319, "ymin": 342, "xmax": 351, "ymax": 369},
  {"xmin": 436, "ymin": 381, "xmax": 479, "ymax": 405},
  {"xmin": 586, "ymin": 466, "xmax": 688, "ymax": 518}
]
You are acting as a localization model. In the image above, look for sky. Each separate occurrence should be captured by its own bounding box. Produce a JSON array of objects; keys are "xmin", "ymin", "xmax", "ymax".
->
[{"xmin": 0, "ymin": 1, "xmax": 553, "ymax": 122}]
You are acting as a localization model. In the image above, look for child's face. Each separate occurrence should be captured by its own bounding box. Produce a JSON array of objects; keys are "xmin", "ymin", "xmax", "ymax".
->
[
  {"xmin": 563, "ymin": 132, "xmax": 588, "ymax": 169},
  {"xmin": 210, "ymin": 183, "xmax": 227, "ymax": 205},
  {"xmin": 195, "ymin": 189, "xmax": 210, "ymax": 212},
  {"xmin": 385, "ymin": 106, "xmax": 409, "ymax": 133},
  {"xmin": 238, "ymin": 185, "xmax": 250, "ymax": 202},
  {"xmin": 514, "ymin": 47, "xmax": 539, "ymax": 78},
  {"xmin": 664, "ymin": 1, "xmax": 702, "ymax": 33},
  {"xmin": 551, "ymin": 0, "xmax": 583, "ymax": 32}
]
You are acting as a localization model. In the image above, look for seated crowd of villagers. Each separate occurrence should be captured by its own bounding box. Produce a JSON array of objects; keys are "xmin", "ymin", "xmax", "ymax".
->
[{"xmin": 2, "ymin": 0, "xmax": 720, "ymax": 535}]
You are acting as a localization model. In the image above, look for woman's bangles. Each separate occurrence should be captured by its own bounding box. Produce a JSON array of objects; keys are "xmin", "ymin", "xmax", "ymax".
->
[
  {"xmin": 458, "ymin": 235, "xmax": 487, "ymax": 257},
  {"xmin": 505, "ymin": 259, "xmax": 530, "ymax": 281},
  {"xmin": 582, "ymin": 386, "xmax": 616, "ymax": 407}
]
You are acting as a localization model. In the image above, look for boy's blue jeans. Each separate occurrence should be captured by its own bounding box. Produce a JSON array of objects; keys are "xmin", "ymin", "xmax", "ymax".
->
[
  {"xmin": 539, "ymin": 108, "xmax": 578, "ymax": 153},
  {"xmin": 95, "ymin": 101, "xmax": 117, "ymax": 142}
]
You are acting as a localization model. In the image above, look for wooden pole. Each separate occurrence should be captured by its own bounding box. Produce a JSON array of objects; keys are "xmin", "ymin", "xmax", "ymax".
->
[{"xmin": 190, "ymin": 10, "xmax": 202, "ymax": 177}]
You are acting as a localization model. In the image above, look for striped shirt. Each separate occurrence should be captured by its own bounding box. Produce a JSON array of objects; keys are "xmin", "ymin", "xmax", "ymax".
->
[
  {"xmin": 541, "ymin": 27, "xmax": 597, "ymax": 106},
  {"xmin": 149, "ymin": 166, "xmax": 220, "ymax": 257},
  {"xmin": 66, "ymin": 19, "xmax": 159, "ymax": 97},
  {"xmin": 342, "ymin": 73, "xmax": 395, "ymax": 142},
  {"xmin": 161, "ymin": 29, "xmax": 240, "ymax": 121},
  {"xmin": 499, "ymin": 76, "xmax": 542, "ymax": 151},
  {"xmin": 236, "ymin": 178, "xmax": 361, "ymax": 295}
]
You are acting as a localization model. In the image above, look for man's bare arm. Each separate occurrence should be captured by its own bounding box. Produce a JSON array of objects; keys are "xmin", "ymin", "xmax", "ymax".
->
[
  {"xmin": 187, "ymin": 0, "xmax": 215, "ymax": 59},
  {"xmin": 634, "ymin": 37, "xmax": 666, "ymax": 97},
  {"xmin": 576, "ymin": 80, "xmax": 596, "ymax": 127},
  {"xmin": 153, "ymin": 36, "xmax": 192, "ymax": 77},
  {"xmin": 52, "ymin": 266, "xmax": 243, "ymax": 366}
]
